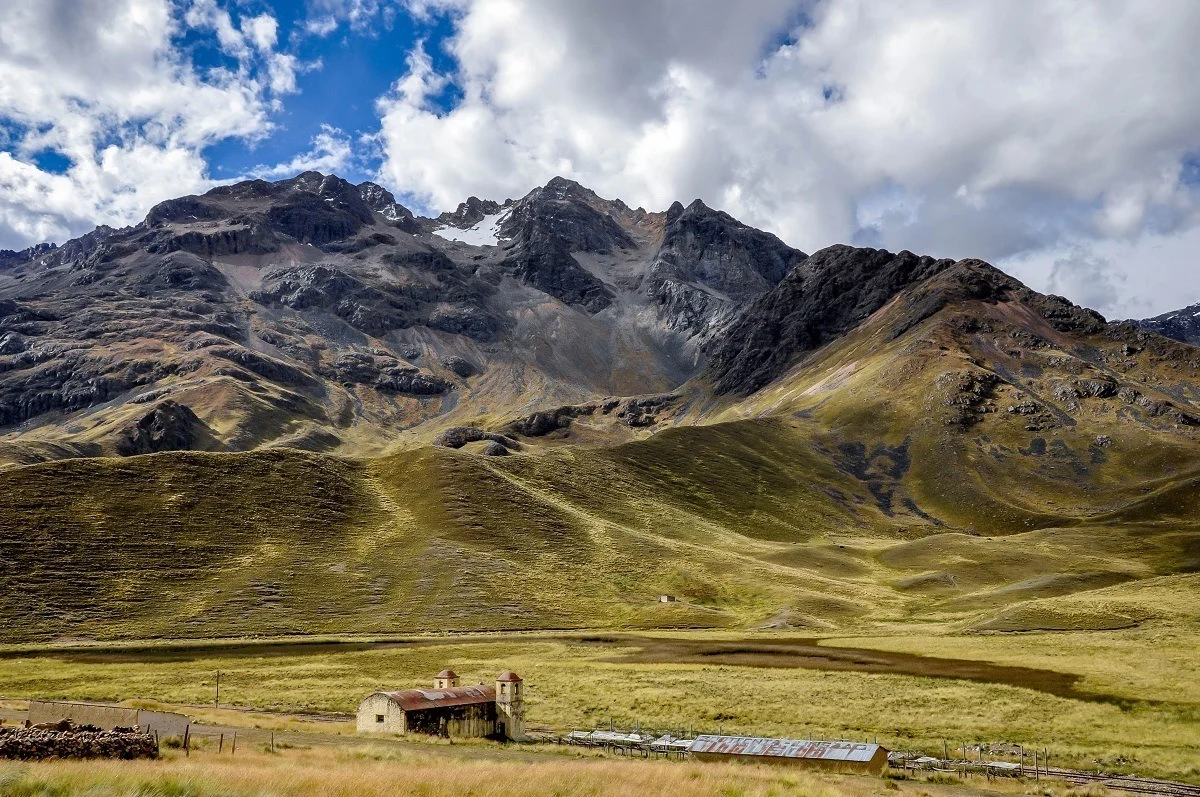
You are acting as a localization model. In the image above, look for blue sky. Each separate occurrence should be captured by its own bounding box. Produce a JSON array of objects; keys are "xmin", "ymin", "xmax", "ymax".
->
[
  {"xmin": 2, "ymin": 0, "xmax": 1200, "ymax": 318},
  {"xmin": 191, "ymin": 1, "xmax": 457, "ymax": 186}
]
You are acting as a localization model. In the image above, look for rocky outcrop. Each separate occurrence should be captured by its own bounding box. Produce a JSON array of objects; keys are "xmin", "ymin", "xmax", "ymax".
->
[
  {"xmin": 443, "ymin": 356, "xmax": 478, "ymax": 377},
  {"xmin": 133, "ymin": 252, "xmax": 229, "ymax": 294},
  {"xmin": 325, "ymin": 352, "xmax": 451, "ymax": 395},
  {"xmin": 502, "ymin": 405, "xmax": 593, "ymax": 437},
  {"xmin": 433, "ymin": 426, "xmax": 520, "ymax": 450},
  {"xmin": 501, "ymin": 394, "xmax": 680, "ymax": 436},
  {"xmin": 939, "ymin": 370, "xmax": 1000, "ymax": 427},
  {"xmin": 117, "ymin": 400, "xmax": 210, "ymax": 456}
]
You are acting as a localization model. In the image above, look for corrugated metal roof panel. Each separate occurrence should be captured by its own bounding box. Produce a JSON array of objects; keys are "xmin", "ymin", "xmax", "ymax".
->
[
  {"xmin": 378, "ymin": 685, "xmax": 496, "ymax": 712},
  {"xmin": 688, "ymin": 735, "xmax": 882, "ymax": 762}
]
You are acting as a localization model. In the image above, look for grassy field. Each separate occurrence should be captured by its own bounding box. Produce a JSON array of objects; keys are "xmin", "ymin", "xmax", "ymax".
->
[
  {"xmin": 1, "ymin": 622, "xmax": 1197, "ymax": 782},
  {"xmin": 0, "ymin": 742, "xmax": 1067, "ymax": 797}
]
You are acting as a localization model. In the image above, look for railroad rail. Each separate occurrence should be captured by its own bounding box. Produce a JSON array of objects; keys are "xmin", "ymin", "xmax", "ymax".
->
[
  {"xmin": 894, "ymin": 754, "xmax": 1200, "ymax": 797},
  {"xmin": 1048, "ymin": 768, "xmax": 1200, "ymax": 797}
]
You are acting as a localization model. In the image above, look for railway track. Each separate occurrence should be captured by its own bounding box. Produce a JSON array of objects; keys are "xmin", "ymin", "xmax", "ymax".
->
[{"xmin": 1047, "ymin": 768, "xmax": 1200, "ymax": 797}]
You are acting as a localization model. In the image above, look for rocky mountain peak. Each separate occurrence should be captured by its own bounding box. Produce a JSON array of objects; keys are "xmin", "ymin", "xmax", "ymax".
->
[
  {"xmin": 1136, "ymin": 302, "xmax": 1200, "ymax": 345},
  {"xmin": 438, "ymin": 196, "xmax": 505, "ymax": 228},
  {"xmin": 357, "ymin": 181, "xmax": 418, "ymax": 232}
]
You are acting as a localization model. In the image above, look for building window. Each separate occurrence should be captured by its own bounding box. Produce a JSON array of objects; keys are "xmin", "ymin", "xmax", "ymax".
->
[{"xmin": 375, "ymin": 714, "xmax": 384, "ymax": 723}]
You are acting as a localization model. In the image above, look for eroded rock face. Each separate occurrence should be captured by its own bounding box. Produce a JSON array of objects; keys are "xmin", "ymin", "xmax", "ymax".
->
[
  {"xmin": 117, "ymin": 400, "xmax": 208, "ymax": 456},
  {"xmin": 706, "ymin": 246, "xmax": 957, "ymax": 396},
  {"xmin": 324, "ymin": 352, "xmax": 452, "ymax": 395},
  {"xmin": 644, "ymin": 200, "xmax": 806, "ymax": 339},
  {"xmin": 251, "ymin": 263, "xmax": 498, "ymax": 342},
  {"xmin": 253, "ymin": 265, "xmax": 412, "ymax": 337},
  {"xmin": 158, "ymin": 222, "xmax": 279, "ymax": 258}
]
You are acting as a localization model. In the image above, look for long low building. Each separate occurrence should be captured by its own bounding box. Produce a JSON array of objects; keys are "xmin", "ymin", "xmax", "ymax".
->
[{"xmin": 688, "ymin": 735, "xmax": 888, "ymax": 775}]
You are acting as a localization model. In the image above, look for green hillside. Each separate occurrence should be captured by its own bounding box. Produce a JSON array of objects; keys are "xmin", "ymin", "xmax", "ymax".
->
[{"xmin": 3, "ymin": 409, "xmax": 1198, "ymax": 643}]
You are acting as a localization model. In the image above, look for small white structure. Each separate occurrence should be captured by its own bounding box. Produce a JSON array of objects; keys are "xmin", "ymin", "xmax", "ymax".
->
[{"xmin": 659, "ymin": 594, "xmax": 678, "ymax": 603}]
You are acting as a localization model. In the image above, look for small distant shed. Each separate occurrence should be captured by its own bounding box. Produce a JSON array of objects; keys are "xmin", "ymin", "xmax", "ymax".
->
[
  {"xmin": 658, "ymin": 594, "xmax": 677, "ymax": 603},
  {"xmin": 688, "ymin": 735, "xmax": 888, "ymax": 775}
]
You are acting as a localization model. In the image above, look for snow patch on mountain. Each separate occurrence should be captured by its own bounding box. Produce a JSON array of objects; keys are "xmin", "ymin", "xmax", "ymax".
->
[{"xmin": 433, "ymin": 210, "xmax": 511, "ymax": 246}]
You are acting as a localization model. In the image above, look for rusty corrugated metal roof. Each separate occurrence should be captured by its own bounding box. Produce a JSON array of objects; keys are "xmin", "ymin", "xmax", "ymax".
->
[
  {"xmin": 378, "ymin": 685, "xmax": 496, "ymax": 712},
  {"xmin": 688, "ymin": 735, "xmax": 883, "ymax": 762}
]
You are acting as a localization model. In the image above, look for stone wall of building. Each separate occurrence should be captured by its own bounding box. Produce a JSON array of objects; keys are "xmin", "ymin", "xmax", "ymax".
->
[{"xmin": 356, "ymin": 693, "xmax": 406, "ymax": 734}]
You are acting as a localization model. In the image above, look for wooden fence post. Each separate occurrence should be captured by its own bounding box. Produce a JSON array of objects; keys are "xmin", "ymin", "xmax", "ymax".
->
[{"xmin": 232, "ymin": 732, "xmax": 236, "ymax": 756}]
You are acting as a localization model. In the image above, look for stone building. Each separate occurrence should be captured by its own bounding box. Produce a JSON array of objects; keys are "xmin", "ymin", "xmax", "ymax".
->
[{"xmin": 357, "ymin": 669, "xmax": 525, "ymax": 740}]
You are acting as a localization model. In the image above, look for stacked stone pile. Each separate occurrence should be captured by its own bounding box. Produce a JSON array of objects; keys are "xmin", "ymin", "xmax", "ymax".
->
[{"xmin": 0, "ymin": 720, "xmax": 157, "ymax": 760}]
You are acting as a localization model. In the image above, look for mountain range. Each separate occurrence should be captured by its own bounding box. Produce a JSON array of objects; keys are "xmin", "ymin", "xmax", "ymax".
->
[{"xmin": 2, "ymin": 172, "xmax": 1199, "ymax": 642}]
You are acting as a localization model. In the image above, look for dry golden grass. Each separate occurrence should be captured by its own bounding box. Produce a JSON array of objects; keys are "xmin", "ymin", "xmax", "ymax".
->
[{"xmin": 0, "ymin": 743, "xmax": 1059, "ymax": 797}]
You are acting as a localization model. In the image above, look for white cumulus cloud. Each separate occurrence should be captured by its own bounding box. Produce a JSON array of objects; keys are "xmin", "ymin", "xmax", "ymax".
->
[
  {"xmin": 373, "ymin": 0, "xmax": 1200, "ymax": 316},
  {"xmin": 249, "ymin": 125, "xmax": 355, "ymax": 179},
  {"xmin": 0, "ymin": 0, "xmax": 298, "ymax": 250}
]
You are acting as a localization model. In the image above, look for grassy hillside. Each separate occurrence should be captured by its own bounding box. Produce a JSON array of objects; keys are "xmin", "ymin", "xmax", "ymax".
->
[{"xmin": 2, "ymin": 409, "xmax": 1198, "ymax": 643}]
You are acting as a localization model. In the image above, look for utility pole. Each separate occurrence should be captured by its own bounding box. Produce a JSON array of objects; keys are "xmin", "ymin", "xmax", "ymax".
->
[{"xmin": 215, "ymin": 670, "xmax": 220, "ymax": 708}]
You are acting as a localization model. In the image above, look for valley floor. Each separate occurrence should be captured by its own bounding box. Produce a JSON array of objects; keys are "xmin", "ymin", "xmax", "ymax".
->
[{"xmin": 1, "ymin": 620, "xmax": 1198, "ymax": 791}]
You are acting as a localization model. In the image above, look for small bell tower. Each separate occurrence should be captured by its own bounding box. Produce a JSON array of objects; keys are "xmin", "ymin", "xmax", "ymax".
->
[
  {"xmin": 433, "ymin": 669, "xmax": 459, "ymax": 689},
  {"xmin": 494, "ymin": 671, "xmax": 524, "ymax": 740}
]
